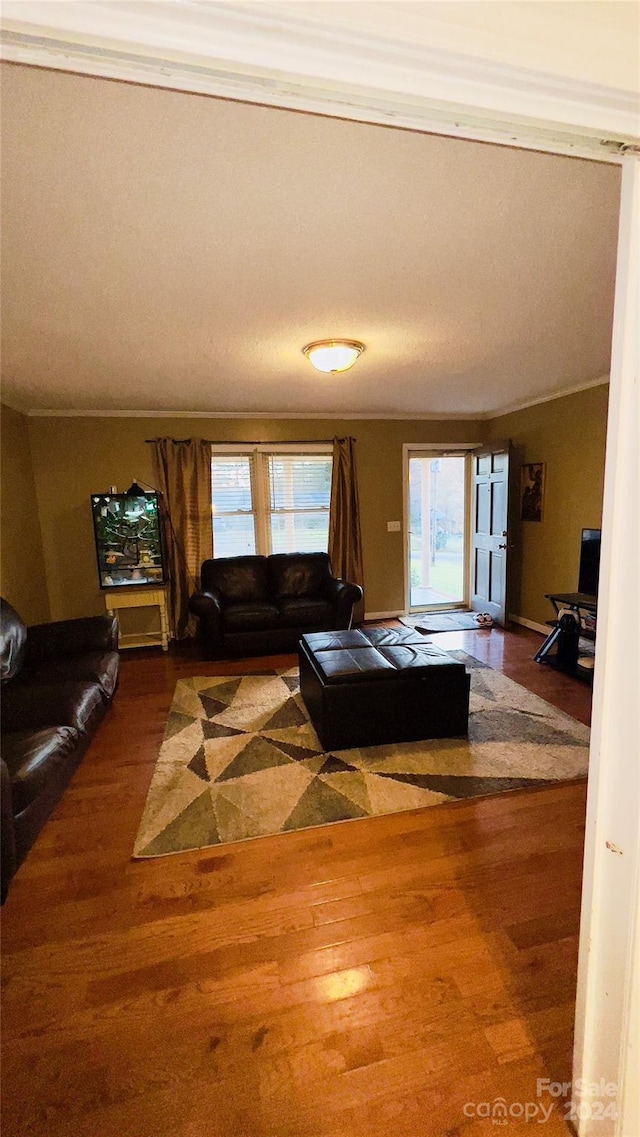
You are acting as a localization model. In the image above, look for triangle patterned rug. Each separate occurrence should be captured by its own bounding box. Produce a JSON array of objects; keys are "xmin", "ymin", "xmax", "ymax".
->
[{"xmin": 132, "ymin": 653, "xmax": 590, "ymax": 859}]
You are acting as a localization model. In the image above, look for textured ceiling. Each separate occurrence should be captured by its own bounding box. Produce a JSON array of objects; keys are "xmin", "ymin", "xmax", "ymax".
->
[{"xmin": 0, "ymin": 63, "xmax": 620, "ymax": 416}]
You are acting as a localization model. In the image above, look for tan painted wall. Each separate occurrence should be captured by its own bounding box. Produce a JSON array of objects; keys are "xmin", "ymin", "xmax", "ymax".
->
[
  {"xmin": 488, "ymin": 384, "xmax": 609, "ymax": 627},
  {"xmin": 26, "ymin": 416, "xmax": 486, "ymax": 622},
  {"xmin": 0, "ymin": 404, "xmax": 50, "ymax": 623},
  {"xmin": 22, "ymin": 389, "xmax": 609, "ymax": 629}
]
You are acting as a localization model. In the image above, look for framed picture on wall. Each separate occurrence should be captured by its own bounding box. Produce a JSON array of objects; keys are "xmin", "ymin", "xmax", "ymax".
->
[{"xmin": 521, "ymin": 462, "xmax": 545, "ymax": 522}]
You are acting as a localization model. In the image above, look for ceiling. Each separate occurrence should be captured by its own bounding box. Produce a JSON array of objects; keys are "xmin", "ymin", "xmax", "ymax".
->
[
  {"xmin": 0, "ymin": 60, "xmax": 622, "ymax": 417},
  {"xmin": 231, "ymin": 1, "xmax": 639, "ymax": 91}
]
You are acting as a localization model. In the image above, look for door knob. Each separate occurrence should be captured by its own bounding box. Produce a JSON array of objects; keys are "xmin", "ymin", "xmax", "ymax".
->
[{"xmin": 498, "ymin": 543, "xmax": 508, "ymax": 549}]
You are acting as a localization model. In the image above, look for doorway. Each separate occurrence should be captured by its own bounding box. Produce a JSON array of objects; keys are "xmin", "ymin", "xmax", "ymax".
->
[{"xmin": 405, "ymin": 448, "xmax": 470, "ymax": 611}]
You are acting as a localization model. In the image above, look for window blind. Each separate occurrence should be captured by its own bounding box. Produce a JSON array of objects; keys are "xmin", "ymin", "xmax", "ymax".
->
[
  {"xmin": 211, "ymin": 455, "xmax": 254, "ymax": 514},
  {"xmin": 267, "ymin": 454, "xmax": 332, "ymax": 513},
  {"xmin": 211, "ymin": 454, "xmax": 257, "ymax": 557},
  {"xmin": 210, "ymin": 447, "xmax": 333, "ymax": 557}
]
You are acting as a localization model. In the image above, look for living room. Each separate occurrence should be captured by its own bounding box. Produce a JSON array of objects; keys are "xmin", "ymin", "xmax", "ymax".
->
[{"xmin": 1, "ymin": 4, "xmax": 638, "ymax": 1136}]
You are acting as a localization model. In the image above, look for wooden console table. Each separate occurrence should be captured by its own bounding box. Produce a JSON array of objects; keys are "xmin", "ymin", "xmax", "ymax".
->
[{"xmin": 104, "ymin": 587, "xmax": 170, "ymax": 651}]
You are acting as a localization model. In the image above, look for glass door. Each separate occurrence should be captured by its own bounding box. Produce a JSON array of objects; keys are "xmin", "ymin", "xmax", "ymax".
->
[{"xmin": 407, "ymin": 451, "xmax": 468, "ymax": 610}]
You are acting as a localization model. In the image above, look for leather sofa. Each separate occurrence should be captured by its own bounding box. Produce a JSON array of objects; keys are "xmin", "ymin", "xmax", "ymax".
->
[
  {"xmin": 1, "ymin": 598, "xmax": 120, "ymax": 902},
  {"xmin": 189, "ymin": 552, "xmax": 363, "ymax": 658}
]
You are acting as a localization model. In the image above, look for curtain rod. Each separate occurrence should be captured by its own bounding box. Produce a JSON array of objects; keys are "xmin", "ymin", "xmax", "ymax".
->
[{"xmin": 144, "ymin": 438, "xmax": 337, "ymax": 445}]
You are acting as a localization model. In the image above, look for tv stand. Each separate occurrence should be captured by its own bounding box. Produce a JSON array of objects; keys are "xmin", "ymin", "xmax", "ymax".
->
[{"xmin": 534, "ymin": 592, "xmax": 597, "ymax": 677}]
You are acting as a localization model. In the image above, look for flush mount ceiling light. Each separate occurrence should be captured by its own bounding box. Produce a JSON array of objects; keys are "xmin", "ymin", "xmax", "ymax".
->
[{"xmin": 302, "ymin": 339, "xmax": 365, "ymax": 374}]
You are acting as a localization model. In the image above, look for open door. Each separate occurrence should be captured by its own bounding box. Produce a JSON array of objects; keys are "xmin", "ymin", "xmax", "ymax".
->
[{"xmin": 470, "ymin": 443, "xmax": 510, "ymax": 626}]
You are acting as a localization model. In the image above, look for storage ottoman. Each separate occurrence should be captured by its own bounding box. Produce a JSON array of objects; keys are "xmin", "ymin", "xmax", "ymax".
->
[{"xmin": 298, "ymin": 628, "xmax": 470, "ymax": 751}]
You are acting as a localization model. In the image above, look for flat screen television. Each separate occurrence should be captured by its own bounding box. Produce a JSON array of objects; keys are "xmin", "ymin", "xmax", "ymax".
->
[{"xmin": 578, "ymin": 528, "xmax": 601, "ymax": 597}]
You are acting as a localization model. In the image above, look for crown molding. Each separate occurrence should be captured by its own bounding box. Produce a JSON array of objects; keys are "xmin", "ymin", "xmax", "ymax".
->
[
  {"xmin": 17, "ymin": 376, "xmax": 610, "ymax": 420},
  {"xmin": 22, "ymin": 409, "xmax": 484, "ymax": 421},
  {"xmin": 1, "ymin": 2, "xmax": 638, "ymax": 161},
  {"xmin": 488, "ymin": 374, "xmax": 609, "ymax": 420}
]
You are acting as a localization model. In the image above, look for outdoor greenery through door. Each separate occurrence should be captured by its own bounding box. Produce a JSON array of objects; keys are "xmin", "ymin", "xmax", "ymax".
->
[{"xmin": 407, "ymin": 450, "xmax": 468, "ymax": 610}]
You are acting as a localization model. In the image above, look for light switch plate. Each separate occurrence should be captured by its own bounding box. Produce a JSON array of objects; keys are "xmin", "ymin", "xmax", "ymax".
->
[{"xmin": 387, "ymin": 521, "xmax": 401, "ymax": 532}]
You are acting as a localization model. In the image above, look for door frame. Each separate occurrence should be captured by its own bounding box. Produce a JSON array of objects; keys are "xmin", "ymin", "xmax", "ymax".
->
[
  {"xmin": 3, "ymin": 16, "xmax": 638, "ymax": 1133},
  {"xmin": 402, "ymin": 442, "xmax": 480, "ymax": 615}
]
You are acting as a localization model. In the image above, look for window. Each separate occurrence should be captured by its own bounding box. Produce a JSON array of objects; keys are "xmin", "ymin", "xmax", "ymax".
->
[
  {"xmin": 210, "ymin": 453, "xmax": 257, "ymax": 558},
  {"xmin": 211, "ymin": 445, "xmax": 333, "ymax": 558}
]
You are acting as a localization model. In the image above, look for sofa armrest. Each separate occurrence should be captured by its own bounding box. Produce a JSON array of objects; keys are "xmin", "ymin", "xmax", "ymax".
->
[
  {"xmin": 326, "ymin": 579, "xmax": 363, "ymax": 628},
  {"xmin": 189, "ymin": 589, "xmax": 223, "ymax": 619},
  {"xmin": 26, "ymin": 616, "xmax": 119, "ymax": 663},
  {"xmin": 1, "ymin": 681, "xmax": 102, "ymax": 734},
  {"xmin": 189, "ymin": 590, "xmax": 224, "ymax": 656},
  {"xmin": 1, "ymin": 758, "xmax": 16, "ymax": 904}
]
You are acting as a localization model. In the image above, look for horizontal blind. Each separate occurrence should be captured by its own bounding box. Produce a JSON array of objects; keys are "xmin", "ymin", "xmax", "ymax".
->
[
  {"xmin": 210, "ymin": 447, "xmax": 333, "ymax": 557},
  {"xmin": 211, "ymin": 454, "xmax": 254, "ymax": 514},
  {"xmin": 267, "ymin": 454, "xmax": 332, "ymax": 512}
]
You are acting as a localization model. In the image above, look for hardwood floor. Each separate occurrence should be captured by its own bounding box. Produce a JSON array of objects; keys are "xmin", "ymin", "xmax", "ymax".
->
[{"xmin": 1, "ymin": 625, "xmax": 591, "ymax": 1136}]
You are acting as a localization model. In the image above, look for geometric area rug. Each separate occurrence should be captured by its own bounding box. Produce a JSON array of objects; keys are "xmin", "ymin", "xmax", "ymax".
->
[{"xmin": 132, "ymin": 652, "xmax": 590, "ymax": 859}]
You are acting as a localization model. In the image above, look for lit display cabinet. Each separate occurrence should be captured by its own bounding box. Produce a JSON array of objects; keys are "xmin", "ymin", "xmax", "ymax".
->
[{"xmin": 90, "ymin": 483, "xmax": 167, "ymax": 590}]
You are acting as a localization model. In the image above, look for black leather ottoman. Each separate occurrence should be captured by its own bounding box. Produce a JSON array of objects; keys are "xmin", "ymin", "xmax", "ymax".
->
[{"xmin": 298, "ymin": 628, "xmax": 470, "ymax": 751}]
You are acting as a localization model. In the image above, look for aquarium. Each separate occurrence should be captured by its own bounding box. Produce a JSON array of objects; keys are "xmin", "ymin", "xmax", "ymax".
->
[{"xmin": 90, "ymin": 484, "xmax": 167, "ymax": 589}]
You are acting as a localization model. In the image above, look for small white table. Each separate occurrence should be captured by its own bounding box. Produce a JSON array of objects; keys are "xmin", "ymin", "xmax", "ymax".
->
[{"xmin": 104, "ymin": 587, "xmax": 170, "ymax": 651}]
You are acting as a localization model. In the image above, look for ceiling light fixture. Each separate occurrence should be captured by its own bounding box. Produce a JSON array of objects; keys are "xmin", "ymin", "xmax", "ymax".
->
[{"xmin": 302, "ymin": 339, "xmax": 365, "ymax": 374}]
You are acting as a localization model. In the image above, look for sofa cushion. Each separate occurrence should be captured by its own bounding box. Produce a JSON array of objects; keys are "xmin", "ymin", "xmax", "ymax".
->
[
  {"xmin": 1, "ymin": 727, "xmax": 80, "ymax": 814},
  {"xmin": 278, "ymin": 598, "xmax": 334, "ymax": 628},
  {"xmin": 0, "ymin": 598, "xmax": 27, "ymax": 682},
  {"xmin": 222, "ymin": 602, "xmax": 280, "ymax": 632},
  {"xmin": 202, "ymin": 557, "xmax": 270, "ymax": 603},
  {"xmin": 268, "ymin": 553, "xmax": 332, "ymax": 599},
  {"xmin": 1, "ymin": 680, "xmax": 106, "ymax": 736},
  {"xmin": 17, "ymin": 652, "xmax": 120, "ymax": 703}
]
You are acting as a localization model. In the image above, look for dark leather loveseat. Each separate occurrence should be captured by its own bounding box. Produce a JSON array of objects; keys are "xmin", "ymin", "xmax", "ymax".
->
[
  {"xmin": 1, "ymin": 598, "xmax": 120, "ymax": 902},
  {"xmin": 189, "ymin": 552, "xmax": 362, "ymax": 658}
]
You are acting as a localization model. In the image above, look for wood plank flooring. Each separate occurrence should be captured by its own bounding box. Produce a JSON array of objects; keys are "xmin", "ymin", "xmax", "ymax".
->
[{"xmin": 1, "ymin": 625, "xmax": 591, "ymax": 1136}]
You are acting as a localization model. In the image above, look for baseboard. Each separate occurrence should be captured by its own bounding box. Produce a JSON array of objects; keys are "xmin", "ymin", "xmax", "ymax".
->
[
  {"xmin": 364, "ymin": 610, "xmax": 404, "ymax": 622},
  {"xmin": 509, "ymin": 614, "xmax": 548, "ymax": 635}
]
